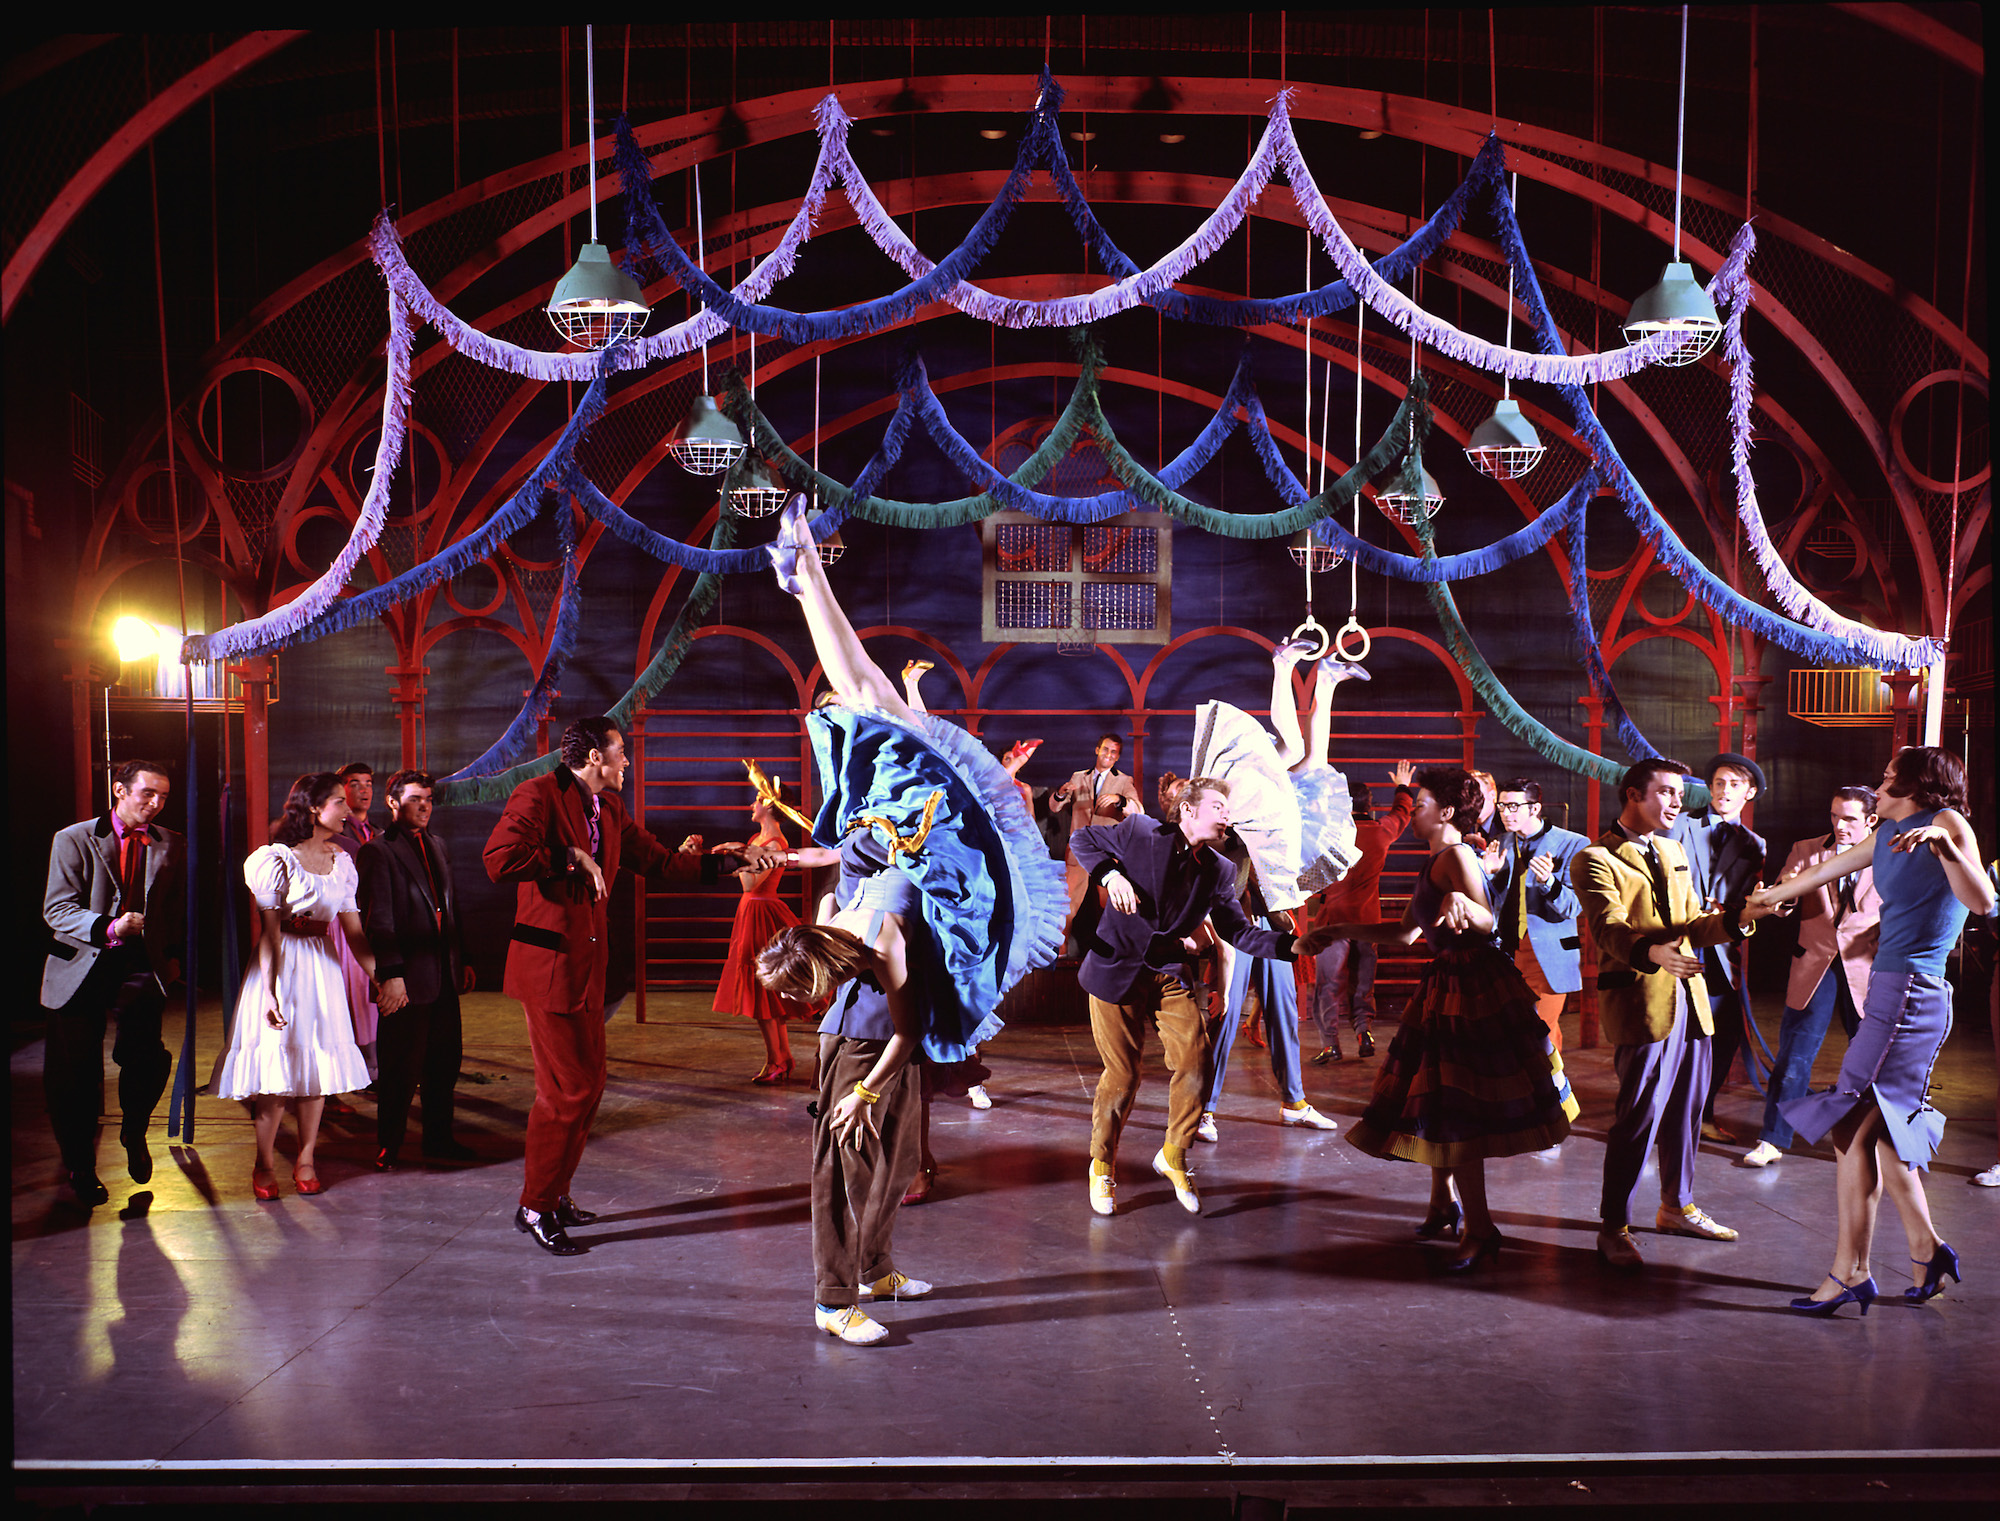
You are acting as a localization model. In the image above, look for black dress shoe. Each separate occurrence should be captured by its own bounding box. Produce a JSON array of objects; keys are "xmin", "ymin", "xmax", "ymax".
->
[
  {"xmin": 516, "ymin": 1207, "xmax": 587, "ymax": 1255},
  {"xmin": 551, "ymin": 1195, "xmax": 599, "ymax": 1227},
  {"xmin": 1358, "ymin": 1032, "xmax": 1377, "ymax": 1058},
  {"xmin": 422, "ymin": 1138, "xmax": 480, "ymax": 1162},
  {"xmin": 1310, "ymin": 1046, "xmax": 1341, "ymax": 1065},
  {"xmin": 122, "ymin": 1129, "xmax": 154, "ymax": 1185},
  {"xmin": 374, "ymin": 1148, "xmax": 399, "ymax": 1171},
  {"xmin": 67, "ymin": 1169, "xmax": 110, "ymax": 1207}
]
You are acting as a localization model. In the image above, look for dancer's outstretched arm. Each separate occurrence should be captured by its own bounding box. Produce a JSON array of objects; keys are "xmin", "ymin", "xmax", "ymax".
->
[{"xmin": 771, "ymin": 500, "xmax": 919, "ymax": 724}]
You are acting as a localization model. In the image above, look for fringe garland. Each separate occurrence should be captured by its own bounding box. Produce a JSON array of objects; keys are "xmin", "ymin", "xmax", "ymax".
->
[
  {"xmin": 194, "ymin": 340, "xmax": 618, "ymax": 659},
  {"xmin": 1483, "ymin": 178, "xmax": 1937, "ymax": 675},
  {"xmin": 434, "ymin": 511, "xmax": 739, "ymax": 806},
  {"xmin": 1715, "ymin": 225, "xmax": 1943, "ymax": 671},
  {"xmin": 439, "ymin": 499, "xmax": 582, "ymax": 782},
  {"xmin": 184, "ymin": 292, "xmax": 415, "ymax": 662},
  {"xmin": 1283, "ymin": 119, "xmax": 1732, "ymax": 384}
]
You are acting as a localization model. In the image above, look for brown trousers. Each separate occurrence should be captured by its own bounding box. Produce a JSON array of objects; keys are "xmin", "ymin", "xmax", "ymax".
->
[
  {"xmin": 1088, "ymin": 972, "xmax": 1210, "ymax": 1163},
  {"xmin": 812, "ymin": 1034, "xmax": 921, "ymax": 1306},
  {"xmin": 1514, "ymin": 945, "xmax": 1569, "ymax": 1054}
]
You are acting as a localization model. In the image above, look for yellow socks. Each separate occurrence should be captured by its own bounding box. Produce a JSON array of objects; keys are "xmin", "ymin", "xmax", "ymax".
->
[
  {"xmin": 1090, "ymin": 1158, "xmax": 1113, "ymax": 1178},
  {"xmin": 1162, "ymin": 1142, "xmax": 1187, "ymax": 1171}
]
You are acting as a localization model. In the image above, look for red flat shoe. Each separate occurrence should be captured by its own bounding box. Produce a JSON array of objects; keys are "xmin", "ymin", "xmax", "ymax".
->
[
  {"xmin": 292, "ymin": 1165, "xmax": 326, "ymax": 1197},
  {"xmin": 252, "ymin": 1166, "xmax": 281, "ymax": 1202}
]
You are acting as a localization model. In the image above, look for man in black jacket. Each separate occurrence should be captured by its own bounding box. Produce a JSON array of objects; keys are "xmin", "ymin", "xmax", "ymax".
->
[
  {"xmin": 1070, "ymin": 776, "xmax": 1327, "ymax": 1217},
  {"xmin": 358, "ymin": 770, "xmax": 477, "ymax": 1169}
]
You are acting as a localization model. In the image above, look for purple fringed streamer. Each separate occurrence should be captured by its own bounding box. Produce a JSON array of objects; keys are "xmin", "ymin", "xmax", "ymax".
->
[
  {"xmin": 1480, "ymin": 176, "xmax": 1938, "ymax": 674},
  {"xmin": 1716, "ymin": 224, "xmax": 1942, "ymax": 671},
  {"xmin": 194, "ymin": 342, "xmax": 620, "ymax": 657},
  {"xmin": 1278, "ymin": 117, "xmax": 1722, "ymax": 386},
  {"xmin": 1311, "ymin": 468, "xmax": 1593, "ymax": 584},
  {"xmin": 184, "ymin": 293, "xmax": 415, "ymax": 662},
  {"xmin": 441, "ymin": 503, "xmax": 583, "ymax": 782}
]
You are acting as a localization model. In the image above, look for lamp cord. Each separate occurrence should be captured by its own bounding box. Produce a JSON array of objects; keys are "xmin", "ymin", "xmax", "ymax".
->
[
  {"xmin": 1674, "ymin": 5, "xmax": 1688, "ymax": 263},
  {"xmin": 585, "ymin": 25, "xmax": 598, "ymax": 244}
]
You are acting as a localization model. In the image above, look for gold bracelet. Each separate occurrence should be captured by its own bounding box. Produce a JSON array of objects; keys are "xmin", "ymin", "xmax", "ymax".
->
[{"xmin": 852, "ymin": 1080, "xmax": 882, "ymax": 1104}]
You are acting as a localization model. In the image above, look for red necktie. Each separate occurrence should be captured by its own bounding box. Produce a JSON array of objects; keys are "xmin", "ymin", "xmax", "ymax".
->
[{"xmin": 121, "ymin": 831, "xmax": 147, "ymax": 915}]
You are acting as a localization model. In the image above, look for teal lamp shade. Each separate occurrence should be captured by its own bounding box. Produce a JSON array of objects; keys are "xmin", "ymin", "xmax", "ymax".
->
[
  {"xmin": 1464, "ymin": 398, "xmax": 1546, "ymax": 481},
  {"xmin": 1621, "ymin": 261, "xmax": 1722, "ymax": 366},
  {"xmin": 665, "ymin": 394, "xmax": 748, "ymax": 476},
  {"xmin": 1376, "ymin": 463, "xmax": 1444, "ymax": 524},
  {"xmin": 546, "ymin": 242, "xmax": 650, "ymax": 349}
]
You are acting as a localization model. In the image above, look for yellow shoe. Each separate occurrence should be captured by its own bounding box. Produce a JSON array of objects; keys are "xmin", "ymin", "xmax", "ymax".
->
[
  {"xmin": 859, "ymin": 1270, "xmax": 933, "ymax": 1301},
  {"xmin": 1088, "ymin": 1165, "xmax": 1117, "ymax": 1216},
  {"xmin": 1656, "ymin": 1203, "xmax": 1739, "ymax": 1241},
  {"xmin": 814, "ymin": 1304, "xmax": 888, "ymax": 1344},
  {"xmin": 1151, "ymin": 1147, "xmax": 1200, "ymax": 1214}
]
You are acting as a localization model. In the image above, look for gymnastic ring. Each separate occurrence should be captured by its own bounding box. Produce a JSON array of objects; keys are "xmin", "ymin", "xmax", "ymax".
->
[
  {"xmin": 1332, "ymin": 617, "xmax": 1372, "ymax": 663},
  {"xmin": 1287, "ymin": 616, "xmax": 1331, "ymax": 661}
]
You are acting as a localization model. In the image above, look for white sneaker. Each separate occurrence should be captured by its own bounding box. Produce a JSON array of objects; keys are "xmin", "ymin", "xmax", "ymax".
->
[
  {"xmin": 1735, "ymin": 1140, "xmax": 1783, "ymax": 1168},
  {"xmin": 1088, "ymin": 1166, "xmax": 1117, "ymax": 1216},
  {"xmin": 1195, "ymin": 1112, "xmax": 1219, "ymax": 1143},
  {"xmin": 859, "ymin": 1269, "xmax": 933, "ymax": 1300},
  {"xmin": 1152, "ymin": 1148, "xmax": 1201, "ymax": 1214},
  {"xmin": 1280, "ymin": 1103, "xmax": 1337, "ymax": 1131},
  {"xmin": 967, "ymin": 1084, "xmax": 992, "ymax": 1110},
  {"xmin": 814, "ymin": 1304, "xmax": 888, "ymax": 1344},
  {"xmin": 1971, "ymin": 1163, "xmax": 2000, "ymax": 1188}
]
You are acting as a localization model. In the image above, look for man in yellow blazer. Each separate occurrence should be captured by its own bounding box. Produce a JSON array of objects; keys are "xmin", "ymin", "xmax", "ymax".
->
[{"xmin": 1572, "ymin": 757, "xmax": 1779, "ymax": 1269}]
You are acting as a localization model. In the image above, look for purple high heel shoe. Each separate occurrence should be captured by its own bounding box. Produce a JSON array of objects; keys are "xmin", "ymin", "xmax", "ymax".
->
[{"xmin": 765, "ymin": 495, "xmax": 813, "ymax": 594}]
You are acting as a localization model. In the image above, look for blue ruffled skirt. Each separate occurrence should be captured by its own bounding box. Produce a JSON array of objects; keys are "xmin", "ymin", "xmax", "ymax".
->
[{"xmin": 807, "ymin": 703, "xmax": 1068, "ymax": 1064}]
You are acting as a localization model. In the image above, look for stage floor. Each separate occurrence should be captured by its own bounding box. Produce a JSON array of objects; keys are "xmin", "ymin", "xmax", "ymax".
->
[{"xmin": 12, "ymin": 988, "xmax": 1999, "ymax": 1495}]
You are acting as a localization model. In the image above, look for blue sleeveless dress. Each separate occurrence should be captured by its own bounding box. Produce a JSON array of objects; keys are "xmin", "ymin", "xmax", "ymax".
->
[
  {"xmin": 1780, "ymin": 808, "xmax": 1970, "ymax": 1168},
  {"xmin": 1346, "ymin": 847, "xmax": 1578, "ymax": 1165}
]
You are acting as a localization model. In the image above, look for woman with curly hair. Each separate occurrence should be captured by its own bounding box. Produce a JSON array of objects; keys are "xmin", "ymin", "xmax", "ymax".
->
[
  {"xmin": 1322, "ymin": 765, "xmax": 1578, "ymax": 1271},
  {"xmin": 1749, "ymin": 746, "xmax": 1994, "ymax": 1315},
  {"xmin": 714, "ymin": 768, "xmax": 812, "ymax": 1083},
  {"xmin": 215, "ymin": 772, "xmax": 379, "ymax": 1199}
]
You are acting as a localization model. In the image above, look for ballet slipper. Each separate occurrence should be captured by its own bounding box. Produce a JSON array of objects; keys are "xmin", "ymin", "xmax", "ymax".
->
[
  {"xmin": 901, "ymin": 659, "xmax": 934, "ymax": 680},
  {"xmin": 765, "ymin": 495, "xmax": 816, "ymax": 594},
  {"xmin": 1318, "ymin": 657, "xmax": 1371, "ymax": 685}
]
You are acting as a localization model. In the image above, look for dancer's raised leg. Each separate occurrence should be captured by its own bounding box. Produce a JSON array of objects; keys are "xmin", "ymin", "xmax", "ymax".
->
[
  {"xmin": 770, "ymin": 498, "xmax": 916, "ymax": 723},
  {"xmin": 1267, "ymin": 641, "xmax": 1312, "ymax": 768},
  {"xmin": 1308, "ymin": 658, "xmax": 1370, "ymax": 769}
]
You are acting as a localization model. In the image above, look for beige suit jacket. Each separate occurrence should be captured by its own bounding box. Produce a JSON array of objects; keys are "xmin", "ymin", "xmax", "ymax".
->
[
  {"xmin": 1775, "ymin": 835, "xmax": 1880, "ymax": 1012},
  {"xmin": 1570, "ymin": 829, "xmax": 1750, "ymax": 1046}
]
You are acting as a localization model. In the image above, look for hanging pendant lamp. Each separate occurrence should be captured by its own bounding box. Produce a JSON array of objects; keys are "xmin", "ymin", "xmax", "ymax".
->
[
  {"xmin": 816, "ymin": 524, "xmax": 846, "ymax": 567},
  {"xmin": 1375, "ymin": 463, "xmax": 1445, "ymax": 526},
  {"xmin": 1465, "ymin": 398, "xmax": 1546, "ymax": 481},
  {"xmin": 1289, "ymin": 527, "xmax": 1343, "ymax": 573},
  {"xmin": 727, "ymin": 458, "xmax": 789, "ymax": 518},
  {"xmin": 666, "ymin": 394, "xmax": 748, "ymax": 476},
  {"xmin": 1622, "ymin": 6, "xmax": 1721, "ymax": 367},
  {"xmin": 546, "ymin": 27, "xmax": 649, "ymax": 350}
]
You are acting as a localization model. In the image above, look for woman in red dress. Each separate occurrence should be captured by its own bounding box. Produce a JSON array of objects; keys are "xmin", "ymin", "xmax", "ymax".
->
[{"xmin": 714, "ymin": 774, "xmax": 811, "ymax": 1082}]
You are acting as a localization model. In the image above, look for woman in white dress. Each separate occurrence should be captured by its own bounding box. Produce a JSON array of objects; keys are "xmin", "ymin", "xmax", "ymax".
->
[{"xmin": 216, "ymin": 772, "xmax": 378, "ymax": 1198}]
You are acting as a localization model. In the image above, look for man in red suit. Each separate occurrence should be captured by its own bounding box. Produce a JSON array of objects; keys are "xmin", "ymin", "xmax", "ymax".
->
[{"xmin": 484, "ymin": 715, "xmax": 706, "ymax": 1254}]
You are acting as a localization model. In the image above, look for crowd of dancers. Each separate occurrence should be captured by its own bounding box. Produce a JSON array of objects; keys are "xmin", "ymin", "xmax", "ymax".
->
[{"xmin": 40, "ymin": 496, "xmax": 1997, "ymax": 1342}]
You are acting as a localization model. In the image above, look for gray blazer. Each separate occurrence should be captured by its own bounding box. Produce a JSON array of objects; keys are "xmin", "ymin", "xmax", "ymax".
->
[{"xmin": 42, "ymin": 814, "xmax": 185, "ymax": 1007}]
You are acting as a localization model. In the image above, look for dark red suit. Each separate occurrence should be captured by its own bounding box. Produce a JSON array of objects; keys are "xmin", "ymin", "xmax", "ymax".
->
[{"xmin": 484, "ymin": 765, "xmax": 699, "ymax": 1210}]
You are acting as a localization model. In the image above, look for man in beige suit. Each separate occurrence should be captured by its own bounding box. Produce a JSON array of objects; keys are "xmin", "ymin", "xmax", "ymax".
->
[
  {"xmin": 1736, "ymin": 784, "xmax": 1882, "ymax": 1168},
  {"xmin": 1052, "ymin": 733, "xmax": 1145, "ymax": 932},
  {"xmin": 1572, "ymin": 757, "xmax": 1778, "ymax": 1268}
]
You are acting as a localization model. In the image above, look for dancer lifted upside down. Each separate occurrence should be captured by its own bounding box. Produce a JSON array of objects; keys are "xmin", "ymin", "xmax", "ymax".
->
[
  {"xmin": 752, "ymin": 499, "xmax": 1065, "ymax": 1344},
  {"xmin": 1175, "ymin": 638, "xmax": 1368, "ymax": 1142}
]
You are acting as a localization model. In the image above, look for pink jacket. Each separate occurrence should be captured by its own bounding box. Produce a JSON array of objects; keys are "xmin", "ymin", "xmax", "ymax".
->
[{"xmin": 1777, "ymin": 834, "xmax": 1880, "ymax": 1013}]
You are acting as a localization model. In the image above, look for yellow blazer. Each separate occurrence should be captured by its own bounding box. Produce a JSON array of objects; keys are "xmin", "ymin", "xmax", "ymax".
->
[{"xmin": 1570, "ymin": 829, "xmax": 1750, "ymax": 1046}]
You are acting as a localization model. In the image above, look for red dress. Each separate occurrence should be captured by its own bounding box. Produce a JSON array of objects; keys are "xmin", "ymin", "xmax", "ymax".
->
[{"xmin": 713, "ymin": 853, "xmax": 810, "ymax": 1022}]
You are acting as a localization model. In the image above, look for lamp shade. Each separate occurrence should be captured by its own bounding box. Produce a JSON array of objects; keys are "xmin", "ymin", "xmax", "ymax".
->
[
  {"xmin": 1464, "ymin": 398, "xmax": 1547, "ymax": 481},
  {"xmin": 727, "ymin": 458, "xmax": 790, "ymax": 518},
  {"xmin": 665, "ymin": 394, "xmax": 748, "ymax": 476},
  {"xmin": 546, "ymin": 242, "xmax": 650, "ymax": 349},
  {"xmin": 1289, "ymin": 527, "xmax": 1343, "ymax": 572},
  {"xmin": 1376, "ymin": 464, "xmax": 1444, "ymax": 524},
  {"xmin": 1621, "ymin": 261, "xmax": 1722, "ymax": 366}
]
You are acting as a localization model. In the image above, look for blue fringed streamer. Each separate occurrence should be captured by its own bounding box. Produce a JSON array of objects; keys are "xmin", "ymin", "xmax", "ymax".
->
[
  {"xmin": 215, "ymin": 347, "xmax": 620, "ymax": 658},
  {"xmin": 619, "ymin": 97, "xmax": 1047, "ymax": 345},
  {"xmin": 1308, "ymin": 468, "xmax": 1594, "ymax": 583},
  {"xmin": 1563, "ymin": 488, "xmax": 1663, "ymax": 762},
  {"xmin": 441, "ymin": 500, "xmax": 584, "ymax": 782},
  {"xmin": 433, "ymin": 512, "xmax": 739, "ymax": 807},
  {"xmin": 1482, "ymin": 171, "xmax": 1907, "ymax": 674}
]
